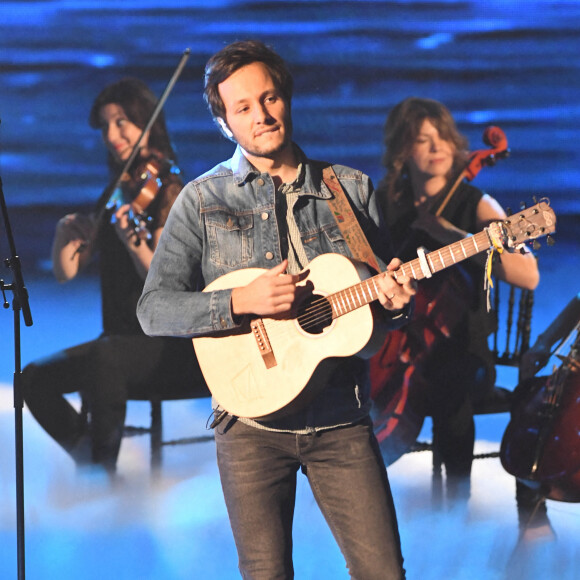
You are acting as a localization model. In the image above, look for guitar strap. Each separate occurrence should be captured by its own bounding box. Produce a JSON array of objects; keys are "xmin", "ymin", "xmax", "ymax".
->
[{"xmin": 322, "ymin": 165, "xmax": 381, "ymax": 273}]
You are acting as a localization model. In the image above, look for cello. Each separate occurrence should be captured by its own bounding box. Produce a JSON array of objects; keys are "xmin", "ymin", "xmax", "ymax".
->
[
  {"xmin": 370, "ymin": 126, "xmax": 510, "ymax": 465},
  {"xmin": 500, "ymin": 326, "xmax": 580, "ymax": 502}
]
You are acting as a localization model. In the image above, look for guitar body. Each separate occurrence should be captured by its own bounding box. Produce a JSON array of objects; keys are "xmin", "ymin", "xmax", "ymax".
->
[{"xmin": 193, "ymin": 253, "xmax": 378, "ymax": 419}]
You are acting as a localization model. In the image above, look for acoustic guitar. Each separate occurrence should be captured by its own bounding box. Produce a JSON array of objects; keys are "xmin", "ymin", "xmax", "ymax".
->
[{"xmin": 193, "ymin": 201, "xmax": 556, "ymax": 419}]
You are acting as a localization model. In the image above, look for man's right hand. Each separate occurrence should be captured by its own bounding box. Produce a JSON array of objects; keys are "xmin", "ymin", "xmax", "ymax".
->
[{"xmin": 231, "ymin": 260, "xmax": 302, "ymax": 316}]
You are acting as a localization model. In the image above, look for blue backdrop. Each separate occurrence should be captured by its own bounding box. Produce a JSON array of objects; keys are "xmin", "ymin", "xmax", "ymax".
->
[
  {"xmin": 0, "ymin": 0, "xmax": 578, "ymax": 274},
  {"xmin": 1, "ymin": 4, "xmax": 579, "ymax": 579}
]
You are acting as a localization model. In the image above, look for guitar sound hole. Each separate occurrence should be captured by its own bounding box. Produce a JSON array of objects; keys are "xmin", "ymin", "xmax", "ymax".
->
[{"xmin": 297, "ymin": 294, "xmax": 333, "ymax": 335}]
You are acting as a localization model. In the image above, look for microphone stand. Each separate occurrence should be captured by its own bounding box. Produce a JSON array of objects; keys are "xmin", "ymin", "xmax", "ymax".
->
[{"xmin": 0, "ymin": 173, "xmax": 33, "ymax": 580}]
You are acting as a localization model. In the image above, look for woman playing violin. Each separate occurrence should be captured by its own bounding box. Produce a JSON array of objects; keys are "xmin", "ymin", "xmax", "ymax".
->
[
  {"xmin": 22, "ymin": 78, "xmax": 208, "ymax": 479},
  {"xmin": 373, "ymin": 97, "xmax": 539, "ymax": 502}
]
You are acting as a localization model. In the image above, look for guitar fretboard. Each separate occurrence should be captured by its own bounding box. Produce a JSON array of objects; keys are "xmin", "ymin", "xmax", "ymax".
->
[
  {"xmin": 398, "ymin": 229, "xmax": 491, "ymax": 282},
  {"xmin": 328, "ymin": 229, "xmax": 492, "ymax": 319}
]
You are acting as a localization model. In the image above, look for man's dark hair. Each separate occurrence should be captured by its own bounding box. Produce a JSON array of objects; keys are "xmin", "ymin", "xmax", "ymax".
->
[{"xmin": 203, "ymin": 40, "xmax": 294, "ymax": 125}]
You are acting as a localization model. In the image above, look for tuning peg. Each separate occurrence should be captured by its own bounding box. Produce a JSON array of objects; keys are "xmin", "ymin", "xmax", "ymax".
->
[
  {"xmin": 547, "ymin": 235, "xmax": 555, "ymax": 246},
  {"xmin": 506, "ymin": 207, "xmax": 512, "ymax": 217},
  {"xmin": 532, "ymin": 196, "xmax": 538, "ymax": 204},
  {"xmin": 519, "ymin": 201, "xmax": 527, "ymax": 210},
  {"xmin": 533, "ymin": 240, "xmax": 541, "ymax": 250}
]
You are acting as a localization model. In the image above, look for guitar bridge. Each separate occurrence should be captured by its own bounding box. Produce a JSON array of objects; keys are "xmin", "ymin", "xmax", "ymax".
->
[{"xmin": 250, "ymin": 318, "xmax": 277, "ymax": 369}]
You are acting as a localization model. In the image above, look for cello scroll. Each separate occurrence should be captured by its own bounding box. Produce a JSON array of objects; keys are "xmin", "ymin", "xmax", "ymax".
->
[
  {"xmin": 435, "ymin": 125, "xmax": 510, "ymax": 216},
  {"xmin": 463, "ymin": 126, "xmax": 510, "ymax": 181}
]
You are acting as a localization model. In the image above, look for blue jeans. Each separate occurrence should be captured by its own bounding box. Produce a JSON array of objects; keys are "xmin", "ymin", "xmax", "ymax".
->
[{"xmin": 215, "ymin": 417, "xmax": 405, "ymax": 579}]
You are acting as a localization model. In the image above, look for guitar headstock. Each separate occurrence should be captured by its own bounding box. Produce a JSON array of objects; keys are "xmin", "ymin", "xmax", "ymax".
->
[{"xmin": 500, "ymin": 199, "xmax": 556, "ymax": 250}]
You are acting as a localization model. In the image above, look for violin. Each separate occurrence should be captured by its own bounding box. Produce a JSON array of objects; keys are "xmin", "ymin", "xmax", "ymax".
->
[
  {"xmin": 120, "ymin": 153, "xmax": 170, "ymax": 214},
  {"xmin": 107, "ymin": 151, "xmax": 179, "ymax": 246},
  {"xmin": 370, "ymin": 125, "xmax": 510, "ymax": 466}
]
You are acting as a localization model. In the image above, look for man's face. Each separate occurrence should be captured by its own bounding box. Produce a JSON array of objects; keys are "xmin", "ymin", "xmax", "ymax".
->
[{"xmin": 218, "ymin": 61, "xmax": 292, "ymax": 162}]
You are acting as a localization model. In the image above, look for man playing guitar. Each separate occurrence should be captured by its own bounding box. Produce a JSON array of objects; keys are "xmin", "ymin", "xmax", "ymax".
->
[{"xmin": 138, "ymin": 40, "xmax": 415, "ymax": 579}]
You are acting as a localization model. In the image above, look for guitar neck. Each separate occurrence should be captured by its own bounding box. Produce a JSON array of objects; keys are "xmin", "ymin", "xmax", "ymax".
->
[
  {"xmin": 328, "ymin": 229, "xmax": 492, "ymax": 319},
  {"xmin": 396, "ymin": 229, "xmax": 491, "ymax": 282}
]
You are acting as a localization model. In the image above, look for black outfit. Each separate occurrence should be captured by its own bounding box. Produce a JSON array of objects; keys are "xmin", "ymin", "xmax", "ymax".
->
[
  {"xmin": 378, "ymin": 180, "xmax": 496, "ymax": 499},
  {"xmin": 22, "ymin": 160, "xmax": 209, "ymax": 474}
]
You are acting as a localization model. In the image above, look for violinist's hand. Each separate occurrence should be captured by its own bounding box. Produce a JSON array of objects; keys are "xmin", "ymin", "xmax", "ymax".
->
[
  {"xmin": 113, "ymin": 203, "xmax": 147, "ymax": 249},
  {"xmin": 56, "ymin": 212, "xmax": 95, "ymax": 243},
  {"xmin": 231, "ymin": 260, "xmax": 304, "ymax": 317},
  {"xmin": 376, "ymin": 258, "xmax": 417, "ymax": 312},
  {"xmin": 54, "ymin": 212, "xmax": 96, "ymax": 252},
  {"xmin": 52, "ymin": 212, "xmax": 97, "ymax": 282}
]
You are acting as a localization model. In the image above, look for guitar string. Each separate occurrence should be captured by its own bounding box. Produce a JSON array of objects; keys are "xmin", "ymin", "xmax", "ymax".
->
[
  {"xmin": 256, "ymin": 295, "xmax": 341, "ymax": 343},
  {"xmin": 295, "ymin": 275, "xmax": 381, "ymax": 331},
  {"xmin": 257, "ymin": 239, "xmax": 481, "ymax": 342},
  {"xmin": 259, "ymin": 277, "xmax": 379, "ymax": 343},
  {"xmin": 263, "ymin": 241, "xmax": 469, "ymax": 337}
]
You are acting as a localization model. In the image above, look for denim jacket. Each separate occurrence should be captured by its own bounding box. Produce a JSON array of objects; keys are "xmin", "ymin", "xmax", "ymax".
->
[{"xmin": 137, "ymin": 145, "xmax": 410, "ymax": 431}]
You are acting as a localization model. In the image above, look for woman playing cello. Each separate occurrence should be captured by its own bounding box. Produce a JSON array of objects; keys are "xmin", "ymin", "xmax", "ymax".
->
[
  {"xmin": 22, "ymin": 78, "xmax": 208, "ymax": 479},
  {"xmin": 372, "ymin": 97, "xmax": 539, "ymax": 503}
]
